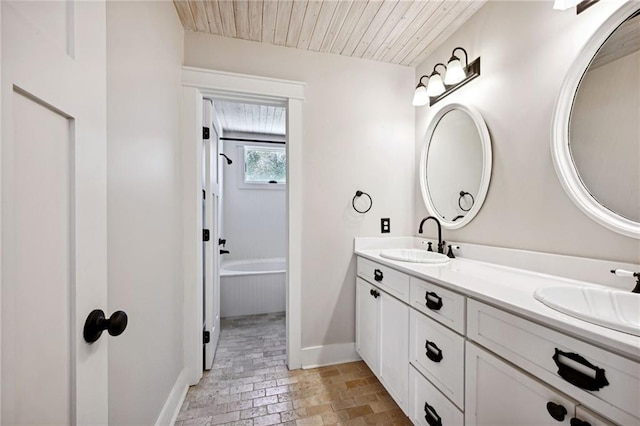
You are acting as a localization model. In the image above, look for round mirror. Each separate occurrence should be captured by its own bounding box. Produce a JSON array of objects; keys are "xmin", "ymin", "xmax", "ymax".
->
[
  {"xmin": 420, "ymin": 103, "xmax": 492, "ymax": 229},
  {"xmin": 552, "ymin": 3, "xmax": 640, "ymax": 238}
]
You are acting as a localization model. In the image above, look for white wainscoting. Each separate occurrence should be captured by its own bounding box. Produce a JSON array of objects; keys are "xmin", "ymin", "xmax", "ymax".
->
[{"xmin": 221, "ymin": 272, "xmax": 286, "ymax": 317}]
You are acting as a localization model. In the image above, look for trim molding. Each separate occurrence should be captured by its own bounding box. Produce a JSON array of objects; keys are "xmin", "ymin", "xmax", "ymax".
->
[
  {"xmin": 182, "ymin": 67, "xmax": 305, "ymax": 385},
  {"xmin": 301, "ymin": 343, "xmax": 361, "ymax": 369},
  {"xmin": 155, "ymin": 369, "xmax": 188, "ymax": 426},
  {"xmin": 182, "ymin": 67, "xmax": 305, "ymax": 100}
]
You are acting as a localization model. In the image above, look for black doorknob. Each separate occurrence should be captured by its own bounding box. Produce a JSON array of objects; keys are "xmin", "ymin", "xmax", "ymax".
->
[{"xmin": 83, "ymin": 309, "xmax": 128, "ymax": 344}]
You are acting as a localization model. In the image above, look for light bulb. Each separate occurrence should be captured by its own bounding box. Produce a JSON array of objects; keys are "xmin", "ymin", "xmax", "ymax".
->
[
  {"xmin": 426, "ymin": 74, "xmax": 445, "ymax": 97},
  {"xmin": 444, "ymin": 58, "xmax": 466, "ymax": 85},
  {"xmin": 412, "ymin": 84, "xmax": 429, "ymax": 106}
]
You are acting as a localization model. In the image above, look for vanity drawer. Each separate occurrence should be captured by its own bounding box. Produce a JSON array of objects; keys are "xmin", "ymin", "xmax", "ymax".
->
[
  {"xmin": 410, "ymin": 277, "xmax": 466, "ymax": 334},
  {"xmin": 467, "ymin": 299, "xmax": 640, "ymax": 425},
  {"xmin": 410, "ymin": 309, "xmax": 465, "ymax": 409},
  {"xmin": 409, "ymin": 365, "xmax": 464, "ymax": 426},
  {"xmin": 357, "ymin": 257, "xmax": 410, "ymax": 303}
]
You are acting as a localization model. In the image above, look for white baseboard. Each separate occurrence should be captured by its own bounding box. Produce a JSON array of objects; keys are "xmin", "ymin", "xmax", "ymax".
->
[
  {"xmin": 301, "ymin": 342, "xmax": 361, "ymax": 369},
  {"xmin": 155, "ymin": 368, "xmax": 189, "ymax": 426}
]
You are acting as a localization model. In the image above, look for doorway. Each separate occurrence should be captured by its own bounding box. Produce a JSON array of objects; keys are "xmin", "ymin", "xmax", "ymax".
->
[
  {"xmin": 181, "ymin": 67, "xmax": 305, "ymax": 385},
  {"xmin": 215, "ymin": 99, "xmax": 287, "ymax": 321}
]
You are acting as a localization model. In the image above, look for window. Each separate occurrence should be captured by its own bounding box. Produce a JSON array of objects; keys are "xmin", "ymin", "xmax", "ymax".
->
[{"xmin": 242, "ymin": 145, "xmax": 286, "ymax": 187}]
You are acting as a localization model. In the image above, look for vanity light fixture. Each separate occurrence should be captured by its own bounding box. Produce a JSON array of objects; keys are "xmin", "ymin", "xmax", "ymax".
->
[{"xmin": 412, "ymin": 47, "xmax": 481, "ymax": 107}]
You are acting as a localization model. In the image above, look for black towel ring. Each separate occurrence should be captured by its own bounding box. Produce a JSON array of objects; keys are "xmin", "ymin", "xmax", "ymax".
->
[
  {"xmin": 458, "ymin": 191, "xmax": 475, "ymax": 212},
  {"xmin": 352, "ymin": 190, "xmax": 373, "ymax": 214}
]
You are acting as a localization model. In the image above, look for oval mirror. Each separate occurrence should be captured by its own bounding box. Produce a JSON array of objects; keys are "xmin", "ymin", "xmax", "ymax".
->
[
  {"xmin": 552, "ymin": 3, "xmax": 640, "ymax": 238},
  {"xmin": 419, "ymin": 103, "xmax": 492, "ymax": 229}
]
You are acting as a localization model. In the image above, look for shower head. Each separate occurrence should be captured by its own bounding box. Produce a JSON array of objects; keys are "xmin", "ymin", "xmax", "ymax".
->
[{"xmin": 219, "ymin": 153, "xmax": 233, "ymax": 165}]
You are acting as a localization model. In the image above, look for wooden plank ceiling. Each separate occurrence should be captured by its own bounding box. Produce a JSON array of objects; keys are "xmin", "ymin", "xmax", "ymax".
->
[
  {"xmin": 174, "ymin": 0, "xmax": 486, "ymax": 67},
  {"xmin": 214, "ymin": 101, "xmax": 287, "ymax": 135}
]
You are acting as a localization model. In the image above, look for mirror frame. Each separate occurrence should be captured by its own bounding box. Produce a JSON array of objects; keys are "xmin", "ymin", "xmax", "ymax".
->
[
  {"xmin": 419, "ymin": 103, "xmax": 492, "ymax": 230},
  {"xmin": 552, "ymin": 2, "xmax": 640, "ymax": 239}
]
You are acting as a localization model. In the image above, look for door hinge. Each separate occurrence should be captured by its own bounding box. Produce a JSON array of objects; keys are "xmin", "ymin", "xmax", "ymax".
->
[
  {"xmin": 203, "ymin": 127, "xmax": 210, "ymax": 139},
  {"xmin": 203, "ymin": 330, "xmax": 210, "ymax": 344},
  {"xmin": 203, "ymin": 229, "xmax": 210, "ymax": 241}
]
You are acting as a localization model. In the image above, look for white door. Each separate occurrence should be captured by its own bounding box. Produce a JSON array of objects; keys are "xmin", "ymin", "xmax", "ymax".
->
[
  {"xmin": 355, "ymin": 278, "xmax": 379, "ymax": 374},
  {"xmin": 1, "ymin": 1, "xmax": 109, "ymax": 424},
  {"xmin": 202, "ymin": 99, "xmax": 220, "ymax": 369}
]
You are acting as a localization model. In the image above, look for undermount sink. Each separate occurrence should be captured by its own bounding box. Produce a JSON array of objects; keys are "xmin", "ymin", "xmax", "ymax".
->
[
  {"xmin": 379, "ymin": 248, "xmax": 450, "ymax": 264},
  {"xmin": 534, "ymin": 286, "xmax": 640, "ymax": 336}
]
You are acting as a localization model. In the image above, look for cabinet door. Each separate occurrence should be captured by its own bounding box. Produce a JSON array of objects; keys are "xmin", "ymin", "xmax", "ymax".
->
[
  {"xmin": 380, "ymin": 290, "xmax": 409, "ymax": 413},
  {"xmin": 356, "ymin": 278, "xmax": 379, "ymax": 374},
  {"xmin": 466, "ymin": 342, "xmax": 577, "ymax": 425}
]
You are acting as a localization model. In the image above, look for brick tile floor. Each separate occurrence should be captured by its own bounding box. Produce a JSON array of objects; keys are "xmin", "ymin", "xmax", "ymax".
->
[{"xmin": 176, "ymin": 312, "xmax": 412, "ymax": 425}]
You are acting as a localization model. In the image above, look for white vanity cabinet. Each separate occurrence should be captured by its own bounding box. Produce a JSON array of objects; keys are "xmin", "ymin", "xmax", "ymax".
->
[
  {"xmin": 356, "ymin": 257, "xmax": 462, "ymax": 420},
  {"xmin": 355, "ymin": 277, "xmax": 409, "ymax": 412},
  {"xmin": 466, "ymin": 299, "xmax": 639, "ymax": 425},
  {"xmin": 355, "ymin": 254, "xmax": 636, "ymax": 426}
]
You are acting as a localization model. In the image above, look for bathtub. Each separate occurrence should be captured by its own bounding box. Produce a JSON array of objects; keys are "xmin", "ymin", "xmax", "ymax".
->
[{"xmin": 220, "ymin": 258, "xmax": 286, "ymax": 318}]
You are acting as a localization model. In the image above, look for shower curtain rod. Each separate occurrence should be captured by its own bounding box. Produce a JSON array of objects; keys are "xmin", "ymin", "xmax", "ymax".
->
[{"xmin": 220, "ymin": 137, "xmax": 286, "ymax": 145}]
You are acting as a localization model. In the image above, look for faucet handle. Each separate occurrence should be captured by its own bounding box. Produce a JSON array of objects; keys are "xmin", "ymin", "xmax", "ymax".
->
[
  {"xmin": 610, "ymin": 269, "xmax": 640, "ymax": 293},
  {"xmin": 425, "ymin": 241, "xmax": 433, "ymax": 252},
  {"xmin": 610, "ymin": 269, "xmax": 638, "ymax": 278},
  {"xmin": 446, "ymin": 245, "xmax": 460, "ymax": 259}
]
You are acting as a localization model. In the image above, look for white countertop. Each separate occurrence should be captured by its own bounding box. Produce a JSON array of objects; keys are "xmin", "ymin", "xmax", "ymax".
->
[{"xmin": 355, "ymin": 247, "xmax": 640, "ymax": 362}]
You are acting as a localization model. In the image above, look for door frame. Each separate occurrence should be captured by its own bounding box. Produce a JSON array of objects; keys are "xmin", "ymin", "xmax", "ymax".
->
[{"xmin": 181, "ymin": 66, "xmax": 305, "ymax": 384}]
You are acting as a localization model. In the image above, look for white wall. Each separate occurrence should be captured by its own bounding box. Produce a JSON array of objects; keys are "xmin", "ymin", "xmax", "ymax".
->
[
  {"xmin": 221, "ymin": 139, "xmax": 286, "ymax": 261},
  {"xmin": 414, "ymin": 1, "xmax": 640, "ymax": 264},
  {"xmin": 106, "ymin": 2, "xmax": 184, "ymax": 424},
  {"xmin": 184, "ymin": 33, "xmax": 415, "ymax": 348}
]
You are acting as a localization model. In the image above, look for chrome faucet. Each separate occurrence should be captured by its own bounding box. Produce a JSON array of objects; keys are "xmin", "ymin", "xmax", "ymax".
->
[{"xmin": 418, "ymin": 216, "xmax": 445, "ymax": 254}]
